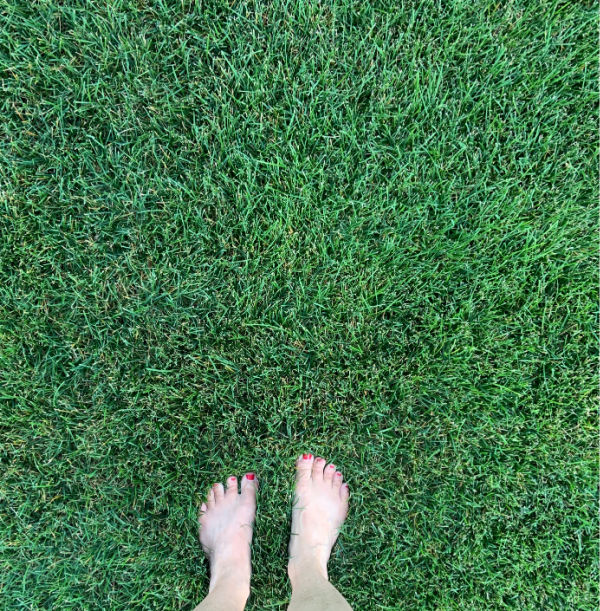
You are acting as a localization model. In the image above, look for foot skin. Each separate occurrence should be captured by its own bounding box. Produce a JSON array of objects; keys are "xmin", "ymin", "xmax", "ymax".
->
[
  {"xmin": 199, "ymin": 473, "xmax": 258, "ymax": 603},
  {"xmin": 288, "ymin": 454, "xmax": 350, "ymax": 581}
]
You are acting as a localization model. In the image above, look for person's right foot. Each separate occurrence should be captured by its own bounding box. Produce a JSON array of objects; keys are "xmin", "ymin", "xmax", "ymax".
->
[{"xmin": 288, "ymin": 454, "xmax": 350, "ymax": 580}]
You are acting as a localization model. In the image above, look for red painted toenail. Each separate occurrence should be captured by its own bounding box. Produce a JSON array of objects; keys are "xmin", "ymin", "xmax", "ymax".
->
[
  {"xmin": 246, "ymin": 473, "xmax": 255, "ymax": 480},
  {"xmin": 230, "ymin": 477, "xmax": 236, "ymax": 481},
  {"xmin": 302, "ymin": 453, "xmax": 312, "ymax": 459},
  {"xmin": 336, "ymin": 471, "xmax": 342, "ymax": 476},
  {"xmin": 329, "ymin": 465, "xmax": 335, "ymax": 468}
]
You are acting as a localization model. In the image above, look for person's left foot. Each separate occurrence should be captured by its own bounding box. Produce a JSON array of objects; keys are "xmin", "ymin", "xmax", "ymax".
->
[{"xmin": 199, "ymin": 473, "xmax": 258, "ymax": 601}]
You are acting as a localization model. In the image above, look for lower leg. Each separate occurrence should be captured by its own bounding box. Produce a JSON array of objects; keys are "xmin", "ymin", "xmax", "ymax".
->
[
  {"xmin": 193, "ymin": 558, "xmax": 250, "ymax": 611},
  {"xmin": 194, "ymin": 582, "xmax": 248, "ymax": 611},
  {"xmin": 288, "ymin": 557, "xmax": 352, "ymax": 611}
]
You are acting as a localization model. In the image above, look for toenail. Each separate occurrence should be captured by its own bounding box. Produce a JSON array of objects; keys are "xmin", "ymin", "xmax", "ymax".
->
[
  {"xmin": 336, "ymin": 471, "xmax": 342, "ymax": 476},
  {"xmin": 245, "ymin": 473, "xmax": 255, "ymax": 480},
  {"xmin": 329, "ymin": 465, "xmax": 335, "ymax": 468},
  {"xmin": 302, "ymin": 453, "xmax": 313, "ymax": 459},
  {"xmin": 230, "ymin": 477, "xmax": 236, "ymax": 481}
]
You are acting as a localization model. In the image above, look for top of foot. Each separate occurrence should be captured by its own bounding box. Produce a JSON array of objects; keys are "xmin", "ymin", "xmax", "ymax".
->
[
  {"xmin": 288, "ymin": 454, "xmax": 350, "ymax": 580},
  {"xmin": 199, "ymin": 473, "xmax": 258, "ymax": 598}
]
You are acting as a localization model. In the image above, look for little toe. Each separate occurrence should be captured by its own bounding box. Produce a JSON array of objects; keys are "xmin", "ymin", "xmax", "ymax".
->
[
  {"xmin": 340, "ymin": 482, "xmax": 350, "ymax": 501},
  {"xmin": 324, "ymin": 463, "xmax": 336, "ymax": 483},
  {"xmin": 213, "ymin": 482, "xmax": 225, "ymax": 501},
  {"xmin": 333, "ymin": 470, "xmax": 343, "ymax": 488},
  {"xmin": 241, "ymin": 473, "xmax": 258, "ymax": 505},
  {"xmin": 226, "ymin": 476, "xmax": 238, "ymax": 495},
  {"xmin": 206, "ymin": 488, "xmax": 215, "ymax": 508},
  {"xmin": 312, "ymin": 457, "xmax": 327, "ymax": 480},
  {"xmin": 198, "ymin": 502, "xmax": 208, "ymax": 529}
]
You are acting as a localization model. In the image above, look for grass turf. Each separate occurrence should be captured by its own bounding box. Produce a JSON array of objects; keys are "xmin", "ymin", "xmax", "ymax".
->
[{"xmin": 0, "ymin": 0, "xmax": 598, "ymax": 609}]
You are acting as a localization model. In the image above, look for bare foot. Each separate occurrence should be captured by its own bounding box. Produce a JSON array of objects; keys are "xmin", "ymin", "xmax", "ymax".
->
[
  {"xmin": 288, "ymin": 454, "xmax": 350, "ymax": 581},
  {"xmin": 198, "ymin": 473, "xmax": 258, "ymax": 604}
]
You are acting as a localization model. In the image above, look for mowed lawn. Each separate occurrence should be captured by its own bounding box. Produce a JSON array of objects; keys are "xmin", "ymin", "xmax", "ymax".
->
[{"xmin": 0, "ymin": 1, "xmax": 597, "ymax": 609}]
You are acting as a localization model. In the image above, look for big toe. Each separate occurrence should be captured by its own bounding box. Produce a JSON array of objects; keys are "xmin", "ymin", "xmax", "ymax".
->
[
  {"xmin": 241, "ymin": 473, "xmax": 258, "ymax": 505},
  {"xmin": 296, "ymin": 453, "xmax": 314, "ymax": 482}
]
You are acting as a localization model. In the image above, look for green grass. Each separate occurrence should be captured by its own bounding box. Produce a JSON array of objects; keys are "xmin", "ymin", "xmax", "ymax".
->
[{"xmin": 0, "ymin": 0, "xmax": 597, "ymax": 608}]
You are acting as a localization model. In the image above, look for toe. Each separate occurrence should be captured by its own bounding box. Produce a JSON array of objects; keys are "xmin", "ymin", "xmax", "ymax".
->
[
  {"xmin": 333, "ymin": 470, "xmax": 343, "ymax": 488},
  {"xmin": 198, "ymin": 502, "xmax": 208, "ymax": 530},
  {"xmin": 340, "ymin": 482, "xmax": 350, "ymax": 502},
  {"xmin": 241, "ymin": 473, "xmax": 258, "ymax": 505},
  {"xmin": 324, "ymin": 463, "xmax": 336, "ymax": 483},
  {"xmin": 296, "ymin": 453, "xmax": 314, "ymax": 481},
  {"xmin": 199, "ymin": 502, "xmax": 208, "ymax": 524},
  {"xmin": 206, "ymin": 488, "xmax": 215, "ymax": 508},
  {"xmin": 312, "ymin": 457, "xmax": 327, "ymax": 480},
  {"xmin": 226, "ymin": 476, "xmax": 238, "ymax": 495},
  {"xmin": 213, "ymin": 482, "xmax": 225, "ymax": 501}
]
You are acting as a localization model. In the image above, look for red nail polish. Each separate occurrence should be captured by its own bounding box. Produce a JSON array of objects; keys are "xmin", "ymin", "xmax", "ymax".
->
[
  {"xmin": 246, "ymin": 473, "xmax": 255, "ymax": 480},
  {"xmin": 302, "ymin": 453, "xmax": 312, "ymax": 459},
  {"xmin": 336, "ymin": 471, "xmax": 342, "ymax": 476},
  {"xmin": 230, "ymin": 477, "xmax": 236, "ymax": 481},
  {"xmin": 329, "ymin": 464, "xmax": 335, "ymax": 468}
]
